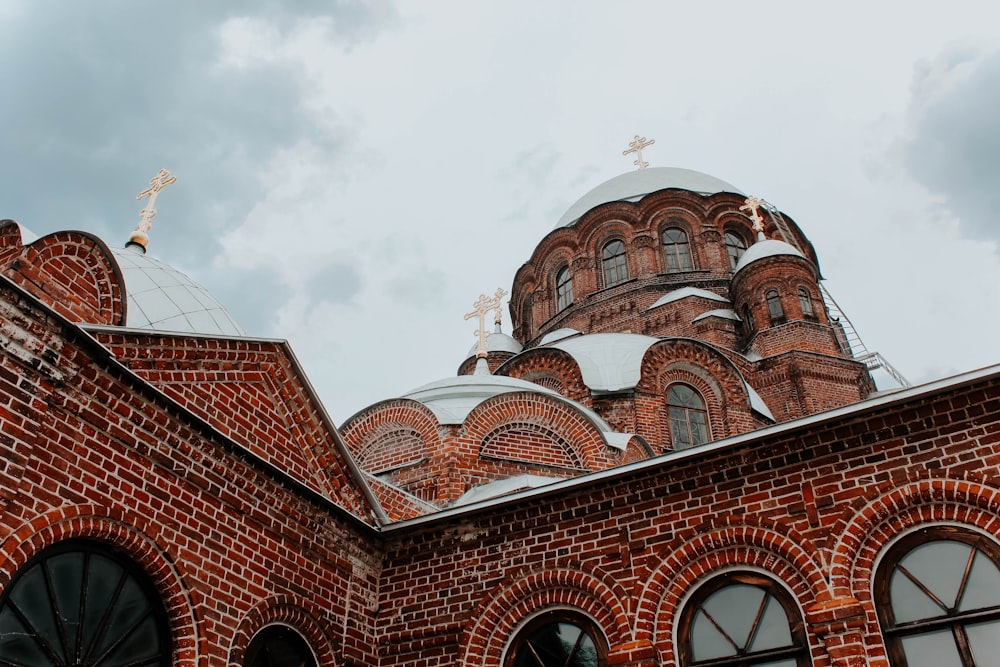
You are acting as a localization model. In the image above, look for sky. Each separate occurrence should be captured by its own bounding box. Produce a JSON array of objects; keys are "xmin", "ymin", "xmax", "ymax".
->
[{"xmin": 1, "ymin": 1, "xmax": 999, "ymax": 424}]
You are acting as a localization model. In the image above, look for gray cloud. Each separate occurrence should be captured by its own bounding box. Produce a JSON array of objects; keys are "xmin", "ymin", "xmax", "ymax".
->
[
  {"xmin": 903, "ymin": 50, "xmax": 1000, "ymax": 243},
  {"xmin": 0, "ymin": 1, "xmax": 395, "ymax": 261}
]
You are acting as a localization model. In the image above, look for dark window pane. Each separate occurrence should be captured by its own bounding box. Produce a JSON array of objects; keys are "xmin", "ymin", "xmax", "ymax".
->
[
  {"xmin": 668, "ymin": 385, "xmax": 709, "ymax": 449},
  {"xmin": 766, "ymin": 290, "xmax": 784, "ymax": 321},
  {"xmin": 0, "ymin": 541, "xmax": 170, "ymax": 667},
  {"xmin": 663, "ymin": 228, "xmax": 693, "ymax": 272},
  {"xmin": 506, "ymin": 613, "xmax": 606, "ymax": 667},
  {"xmin": 602, "ymin": 241, "xmax": 628, "ymax": 287},
  {"xmin": 245, "ymin": 625, "xmax": 317, "ymax": 667},
  {"xmin": 556, "ymin": 267, "xmax": 573, "ymax": 311},
  {"xmin": 797, "ymin": 288, "xmax": 814, "ymax": 317},
  {"xmin": 725, "ymin": 232, "xmax": 747, "ymax": 270}
]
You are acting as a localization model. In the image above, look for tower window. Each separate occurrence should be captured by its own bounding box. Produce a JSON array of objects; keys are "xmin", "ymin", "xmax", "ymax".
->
[
  {"xmin": 601, "ymin": 240, "xmax": 629, "ymax": 288},
  {"xmin": 725, "ymin": 232, "xmax": 748, "ymax": 271},
  {"xmin": 0, "ymin": 540, "xmax": 171, "ymax": 667},
  {"xmin": 765, "ymin": 290, "xmax": 784, "ymax": 323},
  {"xmin": 555, "ymin": 266, "xmax": 573, "ymax": 311},
  {"xmin": 678, "ymin": 572, "xmax": 809, "ymax": 666},
  {"xmin": 875, "ymin": 528, "xmax": 1000, "ymax": 667},
  {"xmin": 505, "ymin": 610, "xmax": 607, "ymax": 667},
  {"xmin": 667, "ymin": 383, "xmax": 709, "ymax": 449},
  {"xmin": 798, "ymin": 288, "xmax": 814, "ymax": 318},
  {"xmin": 663, "ymin": 227, "xmax": 694, "ymax": 272}
]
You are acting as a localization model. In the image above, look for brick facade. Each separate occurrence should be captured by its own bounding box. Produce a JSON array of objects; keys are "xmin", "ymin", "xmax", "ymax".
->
[{"xmin": 1, "ymin": 170, "xmax": 998, "ymax": 666}]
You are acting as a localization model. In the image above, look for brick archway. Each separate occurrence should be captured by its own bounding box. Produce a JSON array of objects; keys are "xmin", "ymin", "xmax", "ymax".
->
[
  {"xmin": 228, "ymin": 596, "xmax": 338, "ymax": 667},
  {"xmin": 639, "ymin": 520, "xmax": 829, "ymax": 666},
  {"xmin": 459, "ymin": 567, "xmax": 632, "ymax": 666},
  {"xmin": 0, "ymin": 504, "xmax": 199, "ymax": 666}
]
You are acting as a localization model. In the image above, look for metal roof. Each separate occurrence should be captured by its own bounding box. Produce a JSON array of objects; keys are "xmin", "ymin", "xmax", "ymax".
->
[{"xmin": 555, "ymin": 167, "xmax": 743, "ymax": 228}]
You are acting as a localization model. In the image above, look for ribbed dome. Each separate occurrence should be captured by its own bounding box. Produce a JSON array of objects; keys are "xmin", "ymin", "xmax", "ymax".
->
[
  {"xmin": 111, "ymin": 246, "xmax": 246, "ymax": 336},
  {"xmin": 733, "ymin": 239, "xmax": 807, "ymax": 274},
  {"xmin": 555, "ymin": 167, "xmax": 743, "ymax": 228}
]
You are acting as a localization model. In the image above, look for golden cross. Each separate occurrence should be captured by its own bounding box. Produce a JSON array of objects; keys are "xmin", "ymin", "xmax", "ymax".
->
[
  {"xmin": 740, "ymin": 195, "xmax": 766, "ymax": 237},
  {"xmin": 133, "ymin": 169, "xmax": 177, "ymax": 245},
  {"xmin": 623, "ymin": 135, "xmax": 655, "ymax": 170},
  {"xmin": 464, "ymin": 288, "xmax": 507, "ymax": 359}
]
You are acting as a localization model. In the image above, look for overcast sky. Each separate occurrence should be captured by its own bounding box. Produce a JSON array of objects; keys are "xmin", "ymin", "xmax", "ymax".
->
[{"xmin": 2, "ymin": 1, "xmax": 999, "ymax": 423}]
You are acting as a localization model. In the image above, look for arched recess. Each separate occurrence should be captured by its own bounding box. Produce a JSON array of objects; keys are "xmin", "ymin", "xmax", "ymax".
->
[
  {"xmin": 2, "ymin": 231, "xmax": 126, "ymax": 326},
  {"xmin": 459, "ymin": 567, "xmax": 632, "ymax": 667},
  {"xmin": 228, "ymin": 596, "xmax": 337, "ymax": 667},
  {"xmin": 339, "ymin": 398, "xmax": 442, "ymax": 472},
  {"xmin": 0, "ymin": 505, "xmax": 199, "ymax": 667},
  {"xmin": 638, "ymin": 520, "xmax": 828, "ymax": 666},
  {"xmin": 828, "ymin": 478, "xmax": 1000, "ymax": 602},
  {"xmin": 635, "ymin": 339, "xmax": 756, "ymax": 446},
  {"xmin": 462, "ymin": 392, "xmax": 611, "ymax": 471},
  {"xmin": 496, "ymin": 347, "xmax": 589, "ymax": 403}
]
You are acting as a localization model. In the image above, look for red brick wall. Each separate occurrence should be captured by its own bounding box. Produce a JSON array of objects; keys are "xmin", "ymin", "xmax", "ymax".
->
[
  {"xmin": 375, "ymin": 372, "xmax": 1000, "ymax": 666},
  {"xmin": 0, "ymin": 282, "xmax": 381, "ymax": 667}
]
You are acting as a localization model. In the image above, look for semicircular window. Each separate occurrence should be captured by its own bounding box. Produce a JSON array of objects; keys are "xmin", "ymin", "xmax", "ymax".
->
[
  {"xmin": 245, "ymin": 625, "xmax": 318, "ymax": 667},
  {"xmin": 679, "ymin": 573, "xmax": 808, "ymax": 667},
  {"xmin": 876, "ymin": 527, "xmax": 1000, "ymax": 666},
  {"xmin": 0, "ymin": 540, "xmax": 170, "ymax": 666},
  {"xmin": 505, "ymin": 610, "xmax": 607, "ymax": 667}
]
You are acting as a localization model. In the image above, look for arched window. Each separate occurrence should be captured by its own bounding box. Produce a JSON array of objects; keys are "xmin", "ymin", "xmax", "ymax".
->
[
  {"xmin": 667, "ymin": 383, "xmax": 709, "ymax": 449},
  {"xmin": 505, "ymin": 610, "xmax": 607, "ymax": 667},
  {"xmin": 742, "ymin": 305, "xmax": 755, "ymax": 337},
  {"xmin": 555, "ymin": 266, "xmax": 573, "ymax": 311},
  {"xmin": 0, "ymin": 540, "xmax": 171, "ymax": 666},
  {"xmin": 246, "ymin": 625, "xmax": 318, "ymax": 667},
  {"xmin": 678, "ymin": 572, "xmax": 809, "ymax": 667},
  {"xmin": 765, "ymin": 289, "xmax": 784, "ymax": 323},
  {"xmin": 725, "ymin": 232, "xmax": 748, "ymax": 270},
  {"xmin": 875, "ymin": 527, "xmax": 1000, "ymax": 667},
  {"xmin": 663, "ymin": 227, "xmax": 694, "ymax": 272},
  {"xmin": 601, "ymin": 240, "xmax": 628, "ymax": 288},
  {"xmin": 798, "ymin": 288, "xmax": 814, "ymax": 318}
]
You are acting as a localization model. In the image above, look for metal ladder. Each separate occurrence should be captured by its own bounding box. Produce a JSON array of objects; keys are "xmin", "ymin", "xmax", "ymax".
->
[{"xmin": 760, "ymin": 202, "xmax": 911, "ymax": 388}]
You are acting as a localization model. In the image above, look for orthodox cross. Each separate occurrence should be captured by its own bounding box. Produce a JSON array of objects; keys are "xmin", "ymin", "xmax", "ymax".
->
[
  {"xmin": 740, "ymin": 195, "xmax": 766, "ymax": 238},
  {"xmin": 465, "ymin": 288, "xmax": 508, "ymax": 359},
  {"xmin": 130, "ymin": 169, "xmax": 177, "ymax": 250},
  {"xmin": 622, "ymin": 135, "xmax": 655, "ymax": 170}
]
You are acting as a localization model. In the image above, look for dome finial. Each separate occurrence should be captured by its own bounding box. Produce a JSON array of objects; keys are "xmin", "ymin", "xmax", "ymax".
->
[
  {"xmin": 464, "ymin": 288, "xmax": 508, "ymax": 360},
  {"xmin": 740, "ymin": 195, "xmax": 767, "ymax": 241},
  {"xmin": 622, "ymin": 135, "xmax": 655, "ymax": 170},
  {"xmin": 128, "ymin": 169, "xmax": 177, "ymax": 253}
]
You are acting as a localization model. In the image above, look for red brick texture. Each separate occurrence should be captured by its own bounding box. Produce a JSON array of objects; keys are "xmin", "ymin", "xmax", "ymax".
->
[
  {"xmin": 0, "ymin": 279, "xmax": 381, "ymax": 666},
  {"xmin": 375, "ymin": 372, "xmax": 1000, "ymax": 666}
]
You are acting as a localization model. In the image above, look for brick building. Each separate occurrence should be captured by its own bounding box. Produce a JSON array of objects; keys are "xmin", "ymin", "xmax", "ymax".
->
[{"xmin": 1, "ymin": 167, "xmax": 999, "ymax": 666}]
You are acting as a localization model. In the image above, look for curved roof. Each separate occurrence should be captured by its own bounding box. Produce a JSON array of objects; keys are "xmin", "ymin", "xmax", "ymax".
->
[
  {"xmin": 733, "ymin": 239, "xmax": 807, "ymax": 274},
  {"xmin": 111, "ymin": 246, "xmax": 246, "ymax": 336},
  {"xmin": 465, "ymin": 330, "xmax": 523, "ymax": 357},
  {"xmin": 548, "ymin": 332, "xmax": 661, "ymax": 392},
  {"xmin": 647, "ymin": 287, "xmax": 730, "ymax": 311},
  {"xmin": 401, "ymin": 373, "xmax": 630, "ymax": 447},
  {"xmin": 555, "ymin": 167, "xmax": 743, "ymax": 228},
  {"xmin": 543, "ymin": 332, "xmax": 775, "ymax": 419}
]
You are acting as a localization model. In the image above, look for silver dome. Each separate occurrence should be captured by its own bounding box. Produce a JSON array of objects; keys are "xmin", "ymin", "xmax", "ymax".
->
[{"xmin": 111, "ymin": 246, "xmax": 246, "ymax": 336}]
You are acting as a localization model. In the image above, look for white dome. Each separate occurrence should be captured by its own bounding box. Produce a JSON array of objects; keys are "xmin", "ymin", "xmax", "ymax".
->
[
  {"xmin": 733, "ymin": 239, "xmax": 806, "ymax": 274},
  {"xmin": 111, "ymin": 246, "xmax": 246, "ymax": 336},
  {"xmin": 465, "ymin": 331, "xmax": 523, "ymax": 358},
  {"xmin": 555, "ymin": 167, "xmax": 743, "ymax": 228}
]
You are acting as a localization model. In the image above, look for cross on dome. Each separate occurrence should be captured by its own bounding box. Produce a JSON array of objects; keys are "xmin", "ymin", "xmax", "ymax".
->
[
  {"xmin": 622, "ymin": 135, "xmax": 655, "ymax": 170},
  {"xmin": 129, "ymin": 169, "xmax": 177, "ymax": 252},
  {"xmin": 740, "ymin": 195, "xmax": 767, "ymax": 240},
  {"xmin": 465, "ymin": 288, "xmax": 507, "ymax": 360}
]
